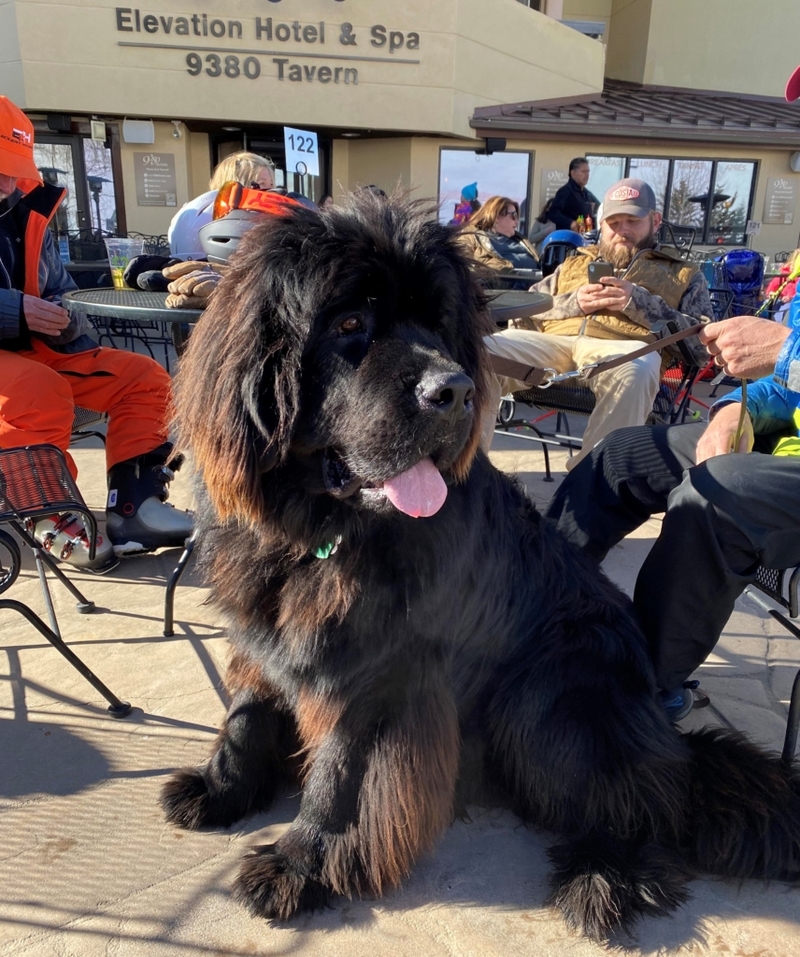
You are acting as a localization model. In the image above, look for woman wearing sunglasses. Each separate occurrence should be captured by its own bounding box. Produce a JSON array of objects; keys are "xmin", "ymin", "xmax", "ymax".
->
[
  {"xmin": 456, "ymin": 195, "xmax": 539, "ymax": 290},
  {"xmin": 168, "ymin": 150, "xmax": 275, "ymax": 261}
]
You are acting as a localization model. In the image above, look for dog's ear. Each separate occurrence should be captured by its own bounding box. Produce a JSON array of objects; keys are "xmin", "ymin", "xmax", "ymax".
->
[{"xmin": 173, "ymin": 225, "xmax": 305, "ymax": 525}]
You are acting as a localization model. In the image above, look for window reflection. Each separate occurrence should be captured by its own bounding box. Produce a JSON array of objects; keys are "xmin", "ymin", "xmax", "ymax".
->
[
  {"xmin": 629, "ymin": 157, "xmax": 669, "ymax": 212},
  {"xmin": 586, "ymin": 155, "xmax": 625, "ymax": 208},
  {"xmin": 83, "ymin": 139, "xmax": 117, "ymax": 234},
  {"xmin": 583, "ymin": 153, "xmax": 757, "ymax": 246},
  {"xmin": 709, "ymin": 161, "xmax": 755, "ymax": 246},
  {"xmin": 34, "ymin": 143, "xmax": 80, "ymax": 234},
  {"xmin": 438, "ymin": 149, "xmax": 533, "ymax": 234}
]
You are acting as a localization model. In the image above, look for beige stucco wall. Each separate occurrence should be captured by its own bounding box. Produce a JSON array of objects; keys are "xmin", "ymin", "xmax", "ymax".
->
[
  {"xmin": 607, "ymin": 0, "xmax": 799, "ymax": 98},
  {"xmin": 0, "ymin": 1, "xmax": 24, "ymax": 102},
  {"xmin": 116, "ymin": 122, "xmax": 192, "ymax": 235},
  {"xmin": 187, "ymin": 133, "xmax": 211, "ymax": 199},
  {"xmin": 329, "ymin": 137, "xmax": 467, "ymax": 210},
  {"xmin": 5, "ymin": 0, "xmax": 603, "ymax": 139}
]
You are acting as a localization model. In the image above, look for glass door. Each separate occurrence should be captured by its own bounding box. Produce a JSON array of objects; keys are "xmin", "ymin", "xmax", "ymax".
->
[{"xmin": 34, "ymin": 133, "xmax": 121, "ymax": 261}]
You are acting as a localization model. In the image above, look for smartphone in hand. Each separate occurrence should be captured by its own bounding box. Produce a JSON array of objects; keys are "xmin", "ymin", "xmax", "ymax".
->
[{"xmin": 587, "ymin": 260, "xmax": 614, "ymax": 283}]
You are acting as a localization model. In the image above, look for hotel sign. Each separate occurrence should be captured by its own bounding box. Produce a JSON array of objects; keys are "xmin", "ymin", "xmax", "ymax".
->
[
  {"xmin": 115, "ymin": 8, "xmax": 421, "ymax": 85},
  {"xmin": 134, "ymin": 152, "xmax": 178, "ymax": 206}
]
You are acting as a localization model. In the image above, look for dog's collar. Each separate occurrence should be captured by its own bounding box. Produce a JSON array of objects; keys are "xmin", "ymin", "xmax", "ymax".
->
[{"xmin": 313, "ymin": 535, "xmax": 342, "ymax": 560}]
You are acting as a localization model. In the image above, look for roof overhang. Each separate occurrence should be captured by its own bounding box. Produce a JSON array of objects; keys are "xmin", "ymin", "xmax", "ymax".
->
[{"xmin": 471, "ymin": 80, "xmax": 800, "ymax": 148}]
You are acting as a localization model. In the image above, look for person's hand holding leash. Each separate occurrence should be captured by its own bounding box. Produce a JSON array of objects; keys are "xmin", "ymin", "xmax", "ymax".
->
[
  {"xmin": 700, "ymin": 316, "xmax": 791, "ymax": 379},
  {"xmin": 577, "ymin": 276, "xmax": 634, "ymax": 315},
  {"xmin": 695, "ymin": 401, "xmax": 754, "ymax": 464},
  {"xmin": 22, "ymin": 295, "xmax": 70, "ymax": 336}
]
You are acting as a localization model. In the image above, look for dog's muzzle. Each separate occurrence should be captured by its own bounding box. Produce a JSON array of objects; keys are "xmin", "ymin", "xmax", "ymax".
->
[{"xmin": 415, "ymin": 371, "xmax": 475, "ymax": 428}]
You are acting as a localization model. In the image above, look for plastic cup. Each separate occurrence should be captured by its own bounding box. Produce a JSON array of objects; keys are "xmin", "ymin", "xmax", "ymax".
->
[{"xmin": 104, "ymin": 238, "xmax": 145, "ymax": 290}]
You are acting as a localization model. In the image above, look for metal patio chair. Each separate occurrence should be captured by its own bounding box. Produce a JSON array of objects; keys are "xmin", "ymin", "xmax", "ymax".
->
[
  {"xmin": 71, "ymin": 406, "xmax": 108, "ymax": 445},
  {"xmin": 0, "ymin": 445, "xmax": 131, "ymax": 718},
  {"xmin": 163, "ymin": 529, "xmax": 198, "ymax": 637},
  {"xmin": 745, "ymin": 565, "xmax": 800, "ymax": 766},
  {"xmin": 496, "ymin": 350, "xmax": 702, "ymax": 481}
]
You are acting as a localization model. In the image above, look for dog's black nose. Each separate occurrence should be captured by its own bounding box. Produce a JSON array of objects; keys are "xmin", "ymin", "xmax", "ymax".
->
[{"xmin": 418, "ymin": 371, "xmax": 475, "ymax": 423}]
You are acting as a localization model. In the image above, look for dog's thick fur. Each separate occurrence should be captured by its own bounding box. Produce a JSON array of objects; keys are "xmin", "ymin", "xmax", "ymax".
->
[{"xmin": 161, "ymin": 196, "xmax": 800, "ymax": 940}]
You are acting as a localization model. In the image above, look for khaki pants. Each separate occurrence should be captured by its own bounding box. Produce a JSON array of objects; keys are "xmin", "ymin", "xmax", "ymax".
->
[{"xmin": 483, "ymin": 328, "xmax": 662, "ymax": 469}]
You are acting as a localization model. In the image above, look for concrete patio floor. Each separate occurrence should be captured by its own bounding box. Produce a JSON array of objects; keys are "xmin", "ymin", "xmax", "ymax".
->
[{"xmin": 1, "ymin": 430, "xmax": 798, "ymax": 957}]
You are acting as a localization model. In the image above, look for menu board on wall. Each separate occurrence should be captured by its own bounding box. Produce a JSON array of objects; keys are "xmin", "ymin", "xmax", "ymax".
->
[
  {"xmin": 540, "ymin": 168, "xmax": 568, "ymax": 208},
  {"xmin": 134, "ymin": 152, "xmax": 177, "ymax": 207},
  {"xmin": 762, "ymin": 177, "xmax": 797, "ymax": 225}
]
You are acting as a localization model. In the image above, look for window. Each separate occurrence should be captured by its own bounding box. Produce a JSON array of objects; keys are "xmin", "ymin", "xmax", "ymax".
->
[
  {"xmin": 586, "ymin": 154, "xmax": 757, "ymax": 246},
  {"xmin": 438, "ymin": 148, "xmax": 533, "ymax": 234},
  {"xmin": 34, "ymin": 132, "xmax": 124, "ymax": 260}
]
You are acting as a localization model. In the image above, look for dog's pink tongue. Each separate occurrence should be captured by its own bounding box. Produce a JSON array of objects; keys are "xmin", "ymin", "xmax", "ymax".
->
[{"xmin": 383, "ymin": 458, "xmax": 447, "ymax": 518}]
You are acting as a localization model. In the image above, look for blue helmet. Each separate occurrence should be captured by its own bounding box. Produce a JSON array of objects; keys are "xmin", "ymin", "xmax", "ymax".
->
[{"xmin": 540, "ymin": 229, "xmax": 585, "ymax": 253}]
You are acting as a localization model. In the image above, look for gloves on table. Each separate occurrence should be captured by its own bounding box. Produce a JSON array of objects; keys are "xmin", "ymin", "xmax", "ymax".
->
[
  {"xmin": 123, "ymin": 254, "xmax": 182, "ymax": 291},
  {"xmin": 162, "ymin": 260, "xmax": 228, "ymax": 309}
]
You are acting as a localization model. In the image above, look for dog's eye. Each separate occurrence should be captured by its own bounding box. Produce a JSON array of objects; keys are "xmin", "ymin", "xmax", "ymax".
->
[{"xmin": 337, "ymin": 316, "xmax": 363, "ymax": 336}]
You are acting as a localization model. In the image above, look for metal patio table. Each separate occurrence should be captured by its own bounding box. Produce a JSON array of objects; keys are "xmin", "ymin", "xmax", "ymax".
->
[{"xmin": 63, "ymin": 289, "xmax": 203, "ymax": 362}]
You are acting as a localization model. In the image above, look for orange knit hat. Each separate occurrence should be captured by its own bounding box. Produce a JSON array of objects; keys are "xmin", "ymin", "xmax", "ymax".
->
[{"xmin": 0, "ymin": 96, "xmax": 43, "ymax": 195}]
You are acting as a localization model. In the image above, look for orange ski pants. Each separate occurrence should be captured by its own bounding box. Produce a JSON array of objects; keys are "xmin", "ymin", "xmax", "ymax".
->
[{"xmin": 0, "ymin": 339, "xmax": 172, "ymax": 479}]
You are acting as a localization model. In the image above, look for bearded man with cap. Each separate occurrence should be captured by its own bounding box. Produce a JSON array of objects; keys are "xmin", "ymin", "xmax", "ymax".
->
[
  {"xmin": 544, "ymin": 65, "xmax": 800, "ymax": 724},
  {"xmin": 0, "ymin": 95, "xmax": 192, "ymax": 571},
  {"xmin": 483, "ymin": 176, "xmax": 712, "ymax": 469}
]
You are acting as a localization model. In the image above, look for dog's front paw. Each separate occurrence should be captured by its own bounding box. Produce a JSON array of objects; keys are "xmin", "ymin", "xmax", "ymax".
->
[
  {"xmin": 234, "ymin": 844, "xmax": 331, "ymax": 920},
  {"xmin": 160, "ymin": 766, "xmax": 239, "ymax": 830}
]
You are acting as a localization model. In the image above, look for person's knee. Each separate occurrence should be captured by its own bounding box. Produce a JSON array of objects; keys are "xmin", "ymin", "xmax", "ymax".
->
[
  {"xmin": 110, "ymin": 352, "xmax": 172, "ymax": 401},
  {"xmin": 4, "ymin": 363, "xmax": 74, "ymax": 423},
  {"xmin": 665, "ymin": 460, "xmax": 741, "ymax": 530},
  {"xmin": 623, "ymin": 354, "xmax": 661, "ymax": 388},
  {"xmin": 680, "ymin": 453, "xmax": 764, "ymax": 512}
]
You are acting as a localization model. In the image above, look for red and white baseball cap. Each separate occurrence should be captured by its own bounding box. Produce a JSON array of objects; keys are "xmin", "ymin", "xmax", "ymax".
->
[
  {"xmin": 0, "ymin": 96, "xmax": 42, "ymax": 194},
  {"xmin": 600, "ymin": 178, "xmax": 657, "ymax": 222},
  {"xmin": 786, "ymin": 64, "xmax": 800, "ymax": 103}
]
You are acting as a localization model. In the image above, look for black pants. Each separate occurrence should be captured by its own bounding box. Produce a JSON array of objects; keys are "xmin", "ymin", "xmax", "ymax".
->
[{"xmin": 546, "ymin": 422, "xmax": 800, "ymax": 690}]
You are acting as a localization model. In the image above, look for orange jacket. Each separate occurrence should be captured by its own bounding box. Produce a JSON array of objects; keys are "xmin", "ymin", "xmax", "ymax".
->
[{"xmin": 0, "ymin": 184, "xmax": 86, "ymax": 350}]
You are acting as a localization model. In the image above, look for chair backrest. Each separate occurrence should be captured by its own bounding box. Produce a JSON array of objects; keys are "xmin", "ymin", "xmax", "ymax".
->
[
  {"xmin": 753, "ymin": 566, "xmax": 800, "ymax": 619},
  {"xmin": 708, "ymin": 287, "xmax": 735, "ymax": 320},
  {"xmin": 71, "ymin": 407, "xmax": 108, "ymax": 446},
  {"xmin": 658, "ymin": 221, "xmax": 696, "ymax": 258},
  {"xmin": 126, "ymin": 231, "xmax": 170, "ymax": 256},
  {"xmin": 720, "ymin": 249, "xmax": 765, "ymax": 313},
  {"xmin": 540, "ymin": 242, "xmax": 580, "ymax": 278},
  {"xmin": 722, "ymin": 248, "xmax": 764, "ymax": 285},
  {"xmin": 0, "ymin": 445, "xmax": 89, "ymax": 524},
  {"xmin": 748, "ymin": 565, "xmax": 800, "ymax": 766}
]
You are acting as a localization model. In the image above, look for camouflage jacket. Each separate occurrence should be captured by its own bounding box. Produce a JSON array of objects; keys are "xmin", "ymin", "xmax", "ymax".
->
[{"xmin": 524, "ymin": 248, "xmax": 713, "ymax": 366}]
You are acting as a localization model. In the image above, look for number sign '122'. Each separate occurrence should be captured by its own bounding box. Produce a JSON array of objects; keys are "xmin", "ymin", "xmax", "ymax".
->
[{"xmin": 284, "ymin": 126, "xmax": 320, "ymax": 177}]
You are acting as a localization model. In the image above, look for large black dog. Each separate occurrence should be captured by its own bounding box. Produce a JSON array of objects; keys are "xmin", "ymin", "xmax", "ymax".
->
[{"xmin": 161, "ymin": 196, "xmax": 800, "ymax": 940}]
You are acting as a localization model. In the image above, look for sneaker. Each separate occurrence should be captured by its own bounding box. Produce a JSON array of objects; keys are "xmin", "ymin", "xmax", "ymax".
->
[
  {"xmin": 106, "ymin": 496, "xmax": 193, "ymax": 556},
  {"xmin": 33, "ymin": 512, "xmax": 119, "ymax": 574},
  {"xmin": 658, "ymin": 681, "xmax": 700, "ymax": 723}
]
